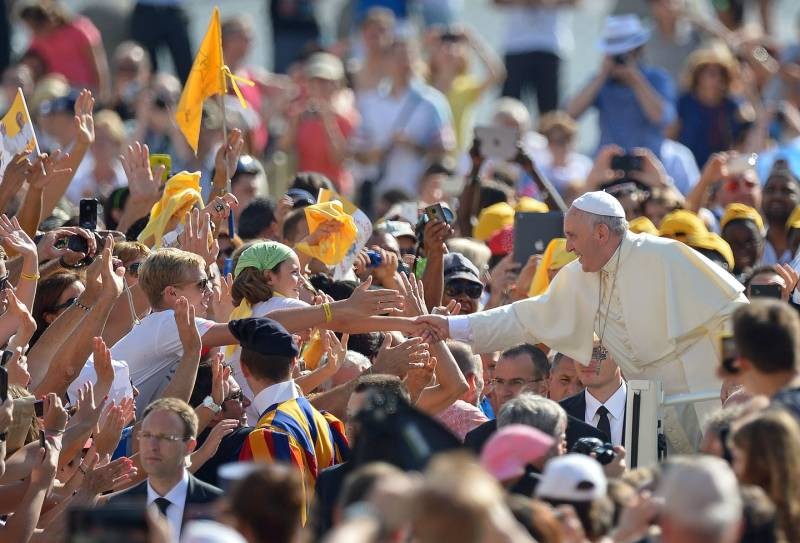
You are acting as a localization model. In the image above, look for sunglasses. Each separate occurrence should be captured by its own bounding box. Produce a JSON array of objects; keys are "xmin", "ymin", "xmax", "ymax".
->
[
  {"xmin": 723, "ymin": 176, "xmax": 758, "ymax": 192},
  {"xmin": 173, "ymin": 277, "xmax": 211, "ymax": 292},
  {"xmin": 127, "ymin": 262, "xmax": 142, "ymax": 276},
  {"xmin": 445, "ymin": 281, "xmax": 483, "ymax": 299},
  {"xmin": 0, "ymin": 273, "xmax": 8, "ymax": 292},
  {"xmin": 50, "ymin": 297, "xmax": 77, "ymax": 313},
  {"xmin": 226, "ymin": 389, "xmax": 244, "ymax": 403}
]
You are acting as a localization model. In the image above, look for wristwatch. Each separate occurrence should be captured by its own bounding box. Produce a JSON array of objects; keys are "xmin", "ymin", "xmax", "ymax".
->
[{"xmin": 202, "ymin": 396, "xmax": 222, "ymax": 414}]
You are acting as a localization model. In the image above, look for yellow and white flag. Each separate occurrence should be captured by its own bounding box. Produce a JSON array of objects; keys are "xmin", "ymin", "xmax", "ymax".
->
[
  {"xmin": 0, "ymin": 88, "xmax": 38, "ymax": 176},
  {"xmin": 318, "ymin": 188, "xmax": 373, "ymax": 279}
]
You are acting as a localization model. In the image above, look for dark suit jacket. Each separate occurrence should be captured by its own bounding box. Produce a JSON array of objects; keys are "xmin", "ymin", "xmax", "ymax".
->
[
  {"xmin": 463, "ymin": 414, "xmax": 607, "ymax": 454},
  {"xmin": 109, "ymin": 472, "xmax": 222, "ymax": 532},
  {"xmin": 559, "ymin": 390, "xmax": 627, "ymax": 444}
]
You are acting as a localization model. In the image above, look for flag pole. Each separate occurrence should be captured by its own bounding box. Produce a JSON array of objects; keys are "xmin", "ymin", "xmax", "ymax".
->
[{"xmin": 216, "ymin": 7, "xmax": 235, "ymax": 236}]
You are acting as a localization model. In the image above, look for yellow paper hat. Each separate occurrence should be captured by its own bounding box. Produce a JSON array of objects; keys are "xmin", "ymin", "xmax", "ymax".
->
[
  {"xmin": 689, "ymin": 232, "xmax": 734, "ymax": 271},
  {"xmin": 528, "ymin": 238, "xmax": 576, "ymax": 297},
  {"xmin": 786, "ymin": 205, "xmax": 800, "ymax": 230},
  {"xmin": 720, "ymin": 203, "xmax": 764, "ymax": 232},
  {"xmin": 659, "ymin": 210, "xmax": 708, "ymax": 241},
  {"xmin": 295, "ymin": 200, "xmax": 357, "ymax": 265},
  {"xmin": 138, "ymin": 171, "xmax": 204, "ymax": 248},
  {"xmin": 473, "ymin": 202, "xmax": 515, "ymax": 241},
  {"xmin": 629, "ymin": 216, "xmax": 658, "ymax": 235},
  {"xmin": 515, "ymin": 197, "xmax": 549, "ymax": 213}
]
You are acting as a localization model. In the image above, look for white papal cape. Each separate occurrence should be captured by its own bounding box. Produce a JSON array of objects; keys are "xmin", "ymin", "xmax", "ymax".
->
[{"xmin": 450, "ymin": 231, "xmax": 748, "ymax": 452}]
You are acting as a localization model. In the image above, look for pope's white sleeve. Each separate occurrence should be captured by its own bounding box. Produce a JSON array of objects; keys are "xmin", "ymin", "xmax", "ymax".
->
[{"xmin": 448, "ymin": 315, "xmax": 474, "ymax": 343}]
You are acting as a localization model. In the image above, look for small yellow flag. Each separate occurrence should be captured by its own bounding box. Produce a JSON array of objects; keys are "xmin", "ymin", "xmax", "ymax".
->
[
  {"xmin": 0, "ymin": 88, "xmax": 38, "ymax": 176},
  {"xmin": 175, "ymin": 7, "xmax": 225, "ymax": 154}
]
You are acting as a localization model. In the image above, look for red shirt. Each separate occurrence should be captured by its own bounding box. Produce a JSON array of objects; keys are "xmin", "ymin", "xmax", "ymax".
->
[
  {"xmin": 28, "ymin": 16, "xmax": 101, "ymax": 89},
  {"xmin": 295, "ymin": 108, "xmax": 358, "ymax": 195}
]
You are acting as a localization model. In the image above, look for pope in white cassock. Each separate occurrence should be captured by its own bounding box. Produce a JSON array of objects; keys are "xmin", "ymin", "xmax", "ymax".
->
[{"xmin": 419, "ymin": 191, "xmax": 748, "ymax": 452}]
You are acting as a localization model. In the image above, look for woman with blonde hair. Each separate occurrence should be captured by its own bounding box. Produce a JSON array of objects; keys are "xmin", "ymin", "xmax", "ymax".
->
[
  {"xmin": 731, "ymin": 409, "xmax": 800, "ymax": 542},
  {"xmin": 668, "ymin": 46, "xmax": 753, "ymax": 167}
]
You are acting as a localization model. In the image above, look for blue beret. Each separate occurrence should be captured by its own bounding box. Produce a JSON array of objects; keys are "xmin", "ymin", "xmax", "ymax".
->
[{"xmin": 228, "ymin": 317, "xmax": 299, "ymax": 357}]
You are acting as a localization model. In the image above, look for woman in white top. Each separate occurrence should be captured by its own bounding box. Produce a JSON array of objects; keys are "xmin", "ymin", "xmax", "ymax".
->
[{"xmin": 226, "ymin": 240, "xmax": 311, "ymax": 423}]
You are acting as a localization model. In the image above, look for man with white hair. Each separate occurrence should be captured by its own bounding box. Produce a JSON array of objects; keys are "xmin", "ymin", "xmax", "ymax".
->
[
  {"xmin": 419, "ymin": 190, "xmax": 748, "ymax": 451},
  {"xmin": 657, "ymin": 456, "xmax": 742, "ymax": 543}
]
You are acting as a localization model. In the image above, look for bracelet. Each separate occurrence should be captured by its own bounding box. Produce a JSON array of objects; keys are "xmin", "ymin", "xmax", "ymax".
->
[
  {"xmin": 75, "ymin": 300, "xmax": 92, "ymax": 312},
  {"xmin": 322, "ymin": 303, "xmax": 333, "ymax": 323},
  {"xmin": 21, "ymin": 271, "xmax": 40, "ymax": 281}
]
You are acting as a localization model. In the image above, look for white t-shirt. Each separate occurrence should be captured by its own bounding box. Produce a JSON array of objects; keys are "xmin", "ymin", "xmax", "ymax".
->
[
  {"xmin": 110, "ymin": 310, "xmax": 216, "ymax": 415},
  {"xmin": 353, "ymin": 82, "xmax": 454, "ymax": 196},
  {"xmin": 501, "ymin": 6, "xmax": 573, "ymax": 57},
  {"xmin": 228, "ymin": 296, "xmax": 309, "ymax": 423}
]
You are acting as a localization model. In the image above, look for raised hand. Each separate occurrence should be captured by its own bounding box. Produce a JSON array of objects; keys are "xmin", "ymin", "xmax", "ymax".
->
[
  {"xmin": 414, "ymin": 314, "xmax": 451, "ymax": 343},
  {"xmin": 70, "ymin": 381, "xmax": 107, "ymax": 432},
  {"xmin": 94, "ymin": 402, "xmax": 127, "ymax": 457},
  {"xmin": 1, "ymin": 153, "xmax": 33, "ymax": 194},
  {"xmin": 43, "ymin": 392, "xmax": 69, "ymax": 434},
  {"xmin": 373, "ymin": 334, "xmax": 429, "ymax": 377},
  {"xmin": 174, "ymin": 296, "xmax": 201, "ymax": 357},
  {"xmin": 73, "ymin": 89, "xmax": 95, "ymax": 146},
  {"xmin": 323, "ymin": 330, "xmax": 348, "ymax": 374},
  {"xmin": 28, "ymin": 150, "xmax": 73, "ymax": 191},
  {"xmin": 93, "ymin": 337, "xmax": 115, "ymax": 399},
  {"xmin": 343, "ymin": 276, "xmax": 404, "ymax": 317},
  {"xmin": 81, "ymin": 453, "xmax": 138, "ymax": 496},
  {"xmin": 98, "ymin": 235, "xmax": 124, "ymax": 300},
  {"xmin": 0, "ymin": 214, "xmax": 37, "ymax": 259},
  {"xmin": 194, "ymin": 418, "xmax": 238, "ymax": 466},
  {"xmin": 30, "ymin": 441, "xmax": 59, "ymax": 489},
  {"xmin": 210, "ymin": 353, "xmax": 231, "ymax": 407},
  {"xmin": 202, "ymin": 192, "xmax": 239, "ymax": 226},
  {"xmin": 398, "ymin": 272, "xmax": 427, "ymax": 317},
  {"xmin": 37, "ymin": 226, "xmax": 97, "ymax": 263},
  {"xmin": 121, "ymin": 142, "xmax": 164, "ymax": 206},
  {"xmin": 776, "ymin": 263, "xmax": 800, "ymax": 301},
  {"xmin": 4, "ymin": 289, "xmax": 36, "ymax": 337},
  {"xmin": 179, "ymin": 208, "xmax": 219, "ymax": 266},
  {"xmin": 5, "ymin": 346, "xmax": 30, "ymax": 388},
  {"xmin": 214, "ymin": 128, "xmax": 244, "ymax": 184}
]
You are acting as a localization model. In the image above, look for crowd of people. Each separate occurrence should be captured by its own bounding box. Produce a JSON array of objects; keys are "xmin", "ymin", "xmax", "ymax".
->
[{"xmin": 1, "ymin": 0, "xmax": 800, "ymax": 542}]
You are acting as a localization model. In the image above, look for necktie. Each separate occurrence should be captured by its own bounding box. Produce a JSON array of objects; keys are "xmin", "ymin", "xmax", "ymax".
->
[
  {"xmin": 596, "ymin": 405, "xmax": 612, "ymax": 442},
  {"xmin": 154, "ymin": 497, "xmax": 171, "ymax": 516}
]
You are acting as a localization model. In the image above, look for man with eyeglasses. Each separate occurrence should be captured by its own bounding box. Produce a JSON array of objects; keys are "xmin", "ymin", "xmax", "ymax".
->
[
  {"xmin": 110, "ymin": 398, "xmax": 222, "ymax": 541},
  {"xmin": 442, "ymin": 252, "xmax": 484, "ymax": 315},
  {"xmin": 464, "ymin": 344, "xmax": 605, "ymax": 454}
]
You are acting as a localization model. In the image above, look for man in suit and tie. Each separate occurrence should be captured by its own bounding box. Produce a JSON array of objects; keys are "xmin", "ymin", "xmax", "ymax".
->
[
  {"xmin": 112, "ymin": 398, "xmax": 222, "ymax": 541},
  {"xmin": 560, "ymin": 342, "xmax": 627, "ymax": 446},
  {"xmin": 465, "ymin": 344, "xmax": 606, "ymax": 453}
]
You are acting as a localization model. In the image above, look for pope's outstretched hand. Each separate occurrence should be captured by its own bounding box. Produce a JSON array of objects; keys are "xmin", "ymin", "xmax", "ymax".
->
[{"xmin": 415, "ymin": 314, "xmax": 451, "ymax": 343}]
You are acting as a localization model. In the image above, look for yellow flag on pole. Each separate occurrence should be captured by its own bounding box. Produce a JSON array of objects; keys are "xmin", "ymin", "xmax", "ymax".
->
[
  {"xmin": 0, "ymin": 88, "xmax": 38, "ymax": 176},
  {"xmin": 175, "ymin": 7, "xmax": 225, "ymax": 154}
]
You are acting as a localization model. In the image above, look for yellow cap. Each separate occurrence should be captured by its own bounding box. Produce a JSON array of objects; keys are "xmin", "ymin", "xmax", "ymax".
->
[
  {"xmin": 629, "ymin": 216, "xmax": 659, "ymax": 235},
  {"xmin": 786, "ymin": 205, "xmax": 800, "ymax": 230},
  {"xmin": 473, "ymin": 202, "xmax": 515, "ymax": 241},
  {"xmin": 688, "ymin": 232, "xmax": 734, "ymax": 271},
  {"xmin": 720, "ymin": 203, "xmax": 764, "ymax": 232},
  {"xmin": 515, "ymin": 197, "xmax": 549, "ymax": 213},
  {"xmin": 659, "ymin": 210, "xmax": 708, "ymax": 241},
  {"xmin": 528, "ymin": 238, "xmax": 577, "ymax": 297}
]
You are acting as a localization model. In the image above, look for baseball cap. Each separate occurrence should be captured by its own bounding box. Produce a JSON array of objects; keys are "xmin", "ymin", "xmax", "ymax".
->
[
  {"xmin": 305, "ymin": 52, "xmax": 345, "ymax": 81},
  {"xmin": 443, "ymin": 252, "xmax": 482, "ymax": 286},
  {"xmin": 286, "ymin": 188, "xmax": 316, "ymax": 208},
  {"xmin": 535, "ymin": 454, "xmax": 607, "ymax": 502},
  {"xmin": 480, "ymin": 424, "xmax": 555, "ymax": 482},
  {"xmin": 376, "ymin": 220, "xmax": 416, "ymax": 241},
  {"xmin": 39, "ymin": 90, "xmax": 78, "ymax": 116}
]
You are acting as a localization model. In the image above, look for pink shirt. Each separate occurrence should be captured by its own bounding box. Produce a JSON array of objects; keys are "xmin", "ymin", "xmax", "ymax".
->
[
  {"xmin": 28, "ymin": 16, "xmax": 101, "ymax": 89},
  {"xmin": 295, "ymin": 109, "xmax": 358, "ymax": 195},
  {"xmin": 436, "ymin": 400, "xmax": 489, "ymax": 442}
]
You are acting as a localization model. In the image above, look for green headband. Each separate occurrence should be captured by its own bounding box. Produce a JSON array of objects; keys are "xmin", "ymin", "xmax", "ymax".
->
[{"xmin": 234, "ymin": 241, "xmax": 294, "ymax": 278}]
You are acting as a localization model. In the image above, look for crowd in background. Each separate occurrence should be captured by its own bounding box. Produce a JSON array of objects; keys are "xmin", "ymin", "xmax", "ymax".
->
[{"xmin": 1, "ymin": 0, "xmax": 800, "ymax": 542}]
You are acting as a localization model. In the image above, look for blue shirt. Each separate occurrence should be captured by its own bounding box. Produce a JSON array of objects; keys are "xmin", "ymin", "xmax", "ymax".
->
[
  {"xmin": 479, "ymin": 395, "xmax": 495, "ymax": 421},
  {"xmin": 593, "ymin": 65, "xmax": 676, "ymax": 155},
  {"xmin": 677, "ymin": 93, "xmax": 748, "ymax": 168}
]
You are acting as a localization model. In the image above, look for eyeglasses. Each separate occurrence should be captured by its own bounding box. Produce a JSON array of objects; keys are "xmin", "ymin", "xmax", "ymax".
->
[
  {"xmin": 445, "ymin": 281, "xmax": 482, "ymax": 299},
  {"xmin": 225, "ymin": 389, "xmax": 244, "ymax": 403},
  {"xmin": 138, "ymin": 432, "xmax": 189, "ymax": 443},
  {"xmin": 50, "ymin": 297, "xmax": 77, "ymax": 313},
  {"xmin": 490, "ymin": 378, "xmax": 544, "ymax": 388}
]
